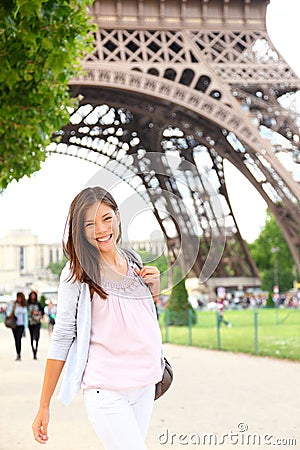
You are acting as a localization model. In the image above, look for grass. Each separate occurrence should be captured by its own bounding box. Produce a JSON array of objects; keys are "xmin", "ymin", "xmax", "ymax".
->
[{"xmin": 159, "ymin": 308, "xmax": 300, "ymax": 361}]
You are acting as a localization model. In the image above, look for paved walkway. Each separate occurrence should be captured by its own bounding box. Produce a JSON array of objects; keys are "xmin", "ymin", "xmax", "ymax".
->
[{"xmin": 0, "ymin": 323, "xmax": 299, "ymax": 450}]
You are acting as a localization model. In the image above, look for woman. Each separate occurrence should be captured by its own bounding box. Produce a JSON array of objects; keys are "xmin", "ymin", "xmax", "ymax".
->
[
  {"xmin": 32, "ymin": 187, "xmax": 164, "ymax": 449},
  {"xmin": 7, "ymin": 292, "xmax": 28, "ymax": 361},
  {"xmin": 27, "ymin": 291, "xmax": 44, "ymax": 359}
]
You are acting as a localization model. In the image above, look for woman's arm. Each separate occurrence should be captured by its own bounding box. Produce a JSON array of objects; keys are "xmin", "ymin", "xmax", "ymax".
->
[
  {"xmin": 32, "ymin": 359, "xmax": 65, "ymax": 444},
  {"xmin": 24, "ymin": 307, "xmax": 28, "ymax": 328},
  {"xmin": 32, "ymin": 263, "xmax": 80, "ymax": 443},
  {"xmin": 47, "ymin": 264, "xmax": 80, "ymax": 360}
]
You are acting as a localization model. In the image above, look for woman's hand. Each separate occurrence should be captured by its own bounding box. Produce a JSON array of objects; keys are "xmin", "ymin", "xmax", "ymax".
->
[
  {"xmin": 32, "ymin": 407, "xmax": 50, "ymax": 444},
  {"xmin": 135, "ymin": 265, "xmax": 160, "ymax": 299},
  {"xmin": 31, "ymin": 359, "xmax": 65, "ymax": 444}
]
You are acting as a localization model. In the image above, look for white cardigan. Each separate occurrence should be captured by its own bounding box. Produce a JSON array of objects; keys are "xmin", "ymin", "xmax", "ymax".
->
[
  {"xmin": 48, "ymin": 263, "xmax": 92, "ymax": 405},
  {"xmin": 48, "ymin": 260, "xmax": 163, "ymax": 405}
]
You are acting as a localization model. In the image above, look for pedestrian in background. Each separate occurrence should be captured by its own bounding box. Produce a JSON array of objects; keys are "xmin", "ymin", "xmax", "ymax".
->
[
  {"xmin": 43, "ymin": 300, "xmax": 57, "ymax": 336},
  {"xmin": 27, "ymin": 291, "xmax": 44, "ymax": 360},
  {"xmin": 216, "ymin": 287, "xmax": 232, "ymax": 328},
  {"xmin": 6, "ymin": 292, "xmax": 28, "ymax": 361},
  {"xmin": 32, "ymin": 186, "xmax": 163, "ymax": 450}
]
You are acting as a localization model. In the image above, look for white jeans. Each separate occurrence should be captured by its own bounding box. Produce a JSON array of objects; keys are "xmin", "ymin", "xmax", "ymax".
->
[{"xmin": 83, "ymin": 384, "xmax": 155, "ymax": 450}]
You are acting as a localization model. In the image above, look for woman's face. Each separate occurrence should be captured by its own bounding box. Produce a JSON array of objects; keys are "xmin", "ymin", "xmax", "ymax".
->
[
  {"xmin": 30, "ymin": 294, "xmax": 37, "ymax": 303},
  {"xmin": 84, "ymin": 201, "xmax": 120, "ymax": 253}
]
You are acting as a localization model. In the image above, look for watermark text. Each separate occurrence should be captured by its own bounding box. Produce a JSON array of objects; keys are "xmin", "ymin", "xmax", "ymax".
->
[{"xmin": 158, "ymin": 424, "xmax": 297, "ymax": 446}]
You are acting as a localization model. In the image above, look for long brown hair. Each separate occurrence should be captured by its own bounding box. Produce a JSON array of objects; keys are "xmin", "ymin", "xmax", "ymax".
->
[
  {"xmin": 28, "ymin": 291, "xmax": 38, "ymax": 304},
  {"xmin": 16, "ymin": 292, "xmax": 27, "ymax": 307},
  {"xmin": 63, "ymin": 187, "xmax": 121, "ymax": 299}
]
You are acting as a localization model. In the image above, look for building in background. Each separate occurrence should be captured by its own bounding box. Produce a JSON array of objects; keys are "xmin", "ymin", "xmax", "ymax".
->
[
  {"xmin": 0, "ymin": 229, "xmax": 63, "ymax": 294},
  {"xmin": 123, "ymin": 238, "xmax": 167, "ymax": 257}
]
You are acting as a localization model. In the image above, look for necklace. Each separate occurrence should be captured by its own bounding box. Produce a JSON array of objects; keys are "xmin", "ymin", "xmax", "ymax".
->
[{"xmin": 102, "ymin": 264, "xmax": 143, "ymax": 295}]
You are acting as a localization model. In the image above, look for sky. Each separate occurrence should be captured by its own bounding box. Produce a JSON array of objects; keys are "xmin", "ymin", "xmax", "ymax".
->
[{"xmin": 0, "ymin": 0, "xmax": 300, "ymax": 244}]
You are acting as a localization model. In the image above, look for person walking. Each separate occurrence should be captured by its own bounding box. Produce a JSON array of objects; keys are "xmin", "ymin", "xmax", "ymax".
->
[
  {"xmin": 216, "ymin": 287, "xmax": 232, "ymax": 328},
  {"xmin": 43, "ymin": 300, "xmax": 57, "ymax": 336},
  {"xmin": 27, "ymin": 291, "xmax": 44, "ymax": 359},
  {"xmin": 32, "ymin": 186, "xmax": 164, "ymax": 450},
  {"xmin": 6, "ymin": 292, "xmax": 28, "ymax": 361}
]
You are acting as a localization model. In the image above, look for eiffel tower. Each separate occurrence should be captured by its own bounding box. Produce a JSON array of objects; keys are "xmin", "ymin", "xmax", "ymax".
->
[{"xmin": 51, "ymin": 0, "xmax": 300, "ymax": 292}]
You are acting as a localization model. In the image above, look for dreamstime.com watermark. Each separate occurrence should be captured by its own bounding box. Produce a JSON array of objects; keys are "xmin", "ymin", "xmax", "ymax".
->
[{"xmin": 158, "ymin": 423, "xmax": 297, "ymax": 446}]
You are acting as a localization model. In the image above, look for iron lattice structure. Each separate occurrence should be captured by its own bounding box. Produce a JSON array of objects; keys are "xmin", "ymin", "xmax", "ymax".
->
[{"xmin": 51, "ymin": 0, "xmax": 300, "ymax": 288}]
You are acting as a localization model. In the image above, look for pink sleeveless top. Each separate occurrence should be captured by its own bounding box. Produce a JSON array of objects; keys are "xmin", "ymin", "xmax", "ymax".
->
[{"xmin": 81, "ymin": 263, "xmax": 162, "ymax": 390}]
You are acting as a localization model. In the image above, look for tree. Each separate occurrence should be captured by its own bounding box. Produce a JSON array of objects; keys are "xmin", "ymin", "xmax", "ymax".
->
[
  {"xmin": 48, "ymin": 256, "xmax": 67, "ymax": 278},
  {"xmin": 248, "ymin": 209, "xmax": 295, "ymax": 292},
  {"xmin": 166, "ymin": 265, "xmax": 197, "ymax": 326},
  {"xmin": 0, "ymin": 0, "xmax": 95, "ymax": 191},
  {"xmin": 39, "ymin": 294, "xmax": 47, "ymax": 309},
  {"xmin": 265, "ymin": 292, "xmax": 275, "ymax": 309}
]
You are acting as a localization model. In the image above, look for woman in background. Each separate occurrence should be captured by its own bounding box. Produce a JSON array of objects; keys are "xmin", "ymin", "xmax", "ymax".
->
[
  {"xmin": 28, "ymin": 291, "xmax": 44, "ymax": 359},
  {"xmin": 7, "ymin": 292, "xmax": 28, "ymax": 361}
]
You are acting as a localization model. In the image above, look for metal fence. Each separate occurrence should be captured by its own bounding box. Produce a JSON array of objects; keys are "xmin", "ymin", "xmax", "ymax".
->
[{"xmin": 159, "ymin": 307, "xmax": 300, "ymax": 361}]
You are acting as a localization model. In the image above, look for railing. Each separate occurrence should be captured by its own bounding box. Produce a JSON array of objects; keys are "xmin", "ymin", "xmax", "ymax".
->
[{"xmin": 159, "ymin": 307, "xmax": 300, "ymax": 361}]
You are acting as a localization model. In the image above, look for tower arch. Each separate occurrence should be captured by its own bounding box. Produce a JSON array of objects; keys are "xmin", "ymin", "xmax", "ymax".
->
[{"xmin": 50, "ymin": 0, "xmax": 300, "ymax": 287}]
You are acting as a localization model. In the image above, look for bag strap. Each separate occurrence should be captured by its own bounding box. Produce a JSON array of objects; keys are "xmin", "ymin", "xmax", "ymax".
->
[{"xmin": 121, "ymin": 248, "xmax": 143, "ymax": 269}]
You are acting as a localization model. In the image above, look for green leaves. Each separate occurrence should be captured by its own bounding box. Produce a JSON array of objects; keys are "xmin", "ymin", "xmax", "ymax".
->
[
  {"xmin": 248, "ymin": 209, "xmax": 295, "ymax": 292},
  {"xmin": 48, "ymin": 256, "xmax": 68, "ymax": 277},
  {"xmin": 0, "ymin": 0, "xmax": 96, "ymax": 190}
]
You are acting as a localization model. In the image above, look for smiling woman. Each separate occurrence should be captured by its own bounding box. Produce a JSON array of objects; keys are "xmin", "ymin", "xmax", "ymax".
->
[{"xmin": 32, "ymin": 185, "xmax": 165, "ymax": 450}]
